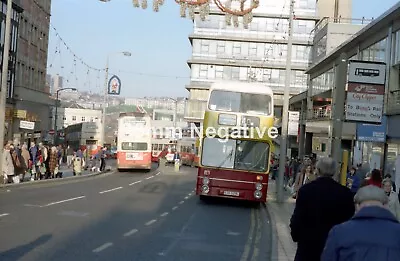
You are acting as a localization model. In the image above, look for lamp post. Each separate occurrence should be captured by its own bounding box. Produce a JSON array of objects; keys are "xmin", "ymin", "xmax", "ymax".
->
[
  {"xmin": 0, "ymin": 0, "xmax": 14, "ymax": 180},
  {"xmin": 54, "ymin": 87, "xmax": 77, "ymax": 145},
  {"xmin": 101, "ymin": 51, "xmax": 131, "ymax": 146}
]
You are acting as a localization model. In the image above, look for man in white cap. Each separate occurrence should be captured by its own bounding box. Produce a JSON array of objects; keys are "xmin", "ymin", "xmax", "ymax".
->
[{"xmin": 321, "ymin": 185, "xmax": 400, "ymax": 261}]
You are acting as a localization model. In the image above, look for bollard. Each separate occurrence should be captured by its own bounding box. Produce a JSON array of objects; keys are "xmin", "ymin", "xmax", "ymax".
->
[{"xmin": 340, "ymin": 150, "xmax": 349, "ymax": 186}]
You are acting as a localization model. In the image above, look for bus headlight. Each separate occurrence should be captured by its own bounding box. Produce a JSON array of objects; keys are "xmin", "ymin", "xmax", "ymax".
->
[
  {"xmin": 202, "ymin": 185, "xmax": 210, "ymax": 194},
  {"xmin": 203, "ymin": 177, "xmax": 210, "ymax": 185},
  {"xmin": 255, "ymin": 182, "xmax": 262, "ymax": 191},
  {"xmin": 254, "ymin": 190, "xmax": 262, "ymax": 199}
]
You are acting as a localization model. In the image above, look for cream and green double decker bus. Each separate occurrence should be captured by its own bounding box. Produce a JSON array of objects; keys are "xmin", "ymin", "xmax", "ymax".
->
[{"xmin": 196, "ymin": 81, "xmax": 275, "ymax": 203}]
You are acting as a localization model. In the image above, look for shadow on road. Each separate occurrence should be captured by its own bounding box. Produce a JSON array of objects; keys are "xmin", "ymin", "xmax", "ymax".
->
[
  {"xmin": 117, "ymin": 162, "xmax": 159, "ymax": 173},
  {"xmin": 198, "ymin": 194, "xmax": 261, "ymax": 209},
  {"xmin": 0, "ymin": 234, "xmax": 52, "ymax": 261}
]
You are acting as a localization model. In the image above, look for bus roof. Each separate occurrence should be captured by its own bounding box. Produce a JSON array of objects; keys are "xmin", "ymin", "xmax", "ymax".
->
[{"xmin": 209, "ymin": 81, "xmax": 273, "ymax": 96}]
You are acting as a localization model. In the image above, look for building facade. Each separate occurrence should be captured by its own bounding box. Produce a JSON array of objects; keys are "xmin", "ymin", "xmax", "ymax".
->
[
  {"xmin": 3, "ymin": 0, "xmax": 23, "ymax": 141},
  {"xmin": 52, "ymin": 74, "xmax": 63, "ymax": 94},
  {"xmin": 52, "ymin": 104, "xmax": 102, "ymax": 130},
  {"xmin": 125, "ymin": 97, "xmax": 186, "ymax": 114},
  {"xmin": 290, "ymin": 2, "xmax": 400, "ymax": 176},
  {"xmin": 10, "ymin": 0, "xmax": 52, "ymax": 143},
  {"xmin": 184, "ymin": 0, "xmax": 320, "ymax": 124}
]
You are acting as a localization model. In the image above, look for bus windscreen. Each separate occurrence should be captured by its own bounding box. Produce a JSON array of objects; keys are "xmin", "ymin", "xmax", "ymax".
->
[
  {"xmin": 208, "ymin": 90, "xmax": 272, "ymax": 115},
  {"xmin": 201, "ymin": 137, "xmax": 269, "ymax": 172}
]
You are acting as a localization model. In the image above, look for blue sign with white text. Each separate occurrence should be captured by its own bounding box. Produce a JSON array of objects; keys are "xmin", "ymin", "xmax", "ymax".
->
[{"xmin": 356, "ymin": 116, "xmax": 387, "ymax": 142}]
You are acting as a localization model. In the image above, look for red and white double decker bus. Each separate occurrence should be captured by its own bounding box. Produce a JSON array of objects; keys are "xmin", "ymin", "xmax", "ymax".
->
[
  {"xmin": 117, "ymin": 112, "xmax": 152, "ymax": 171},
  {"xmin": 151, "ymin": 138, "xmax": 173, "ymax": 163},
  {"xmin": 177, "ymin": 137, "xmax": 196, "ymax": 166},
  {"xmin": 196, "ymin": 81, "xmax": 275, "ymax": 203}
]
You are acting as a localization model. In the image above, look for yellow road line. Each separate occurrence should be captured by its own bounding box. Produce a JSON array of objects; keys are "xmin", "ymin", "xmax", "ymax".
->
[{"xmin": 240, "ymin": 208, "xmax": 255, "ymax": 261}]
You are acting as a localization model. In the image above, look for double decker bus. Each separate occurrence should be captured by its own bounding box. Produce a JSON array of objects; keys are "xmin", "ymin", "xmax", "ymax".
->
[
  {"xmin": 178, "ymin": 137, "xmax": 196, "ymax": 166},
  {"xmin": 196, "ymin": 81, "xmax": 275, "ymax": 202},
  {"xmin": 117, "ymin": 112, "xmax": 152, "ymax": 171}
]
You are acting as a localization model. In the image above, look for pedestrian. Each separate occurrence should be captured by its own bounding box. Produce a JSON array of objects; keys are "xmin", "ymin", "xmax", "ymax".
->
[
  {"xmin": 72, "ymin": 152, "xmax": 83, "ymax": 176},
  {"xmin": 382, "ymin": 179, "xmax": 400, "ymax": 221},
  {"xmin": 21, "ymin": 144, "xmax": 30, "ymax": 182},
  {"xmin": 292, "ymin": 164, "xmax": 315, "ymax": 199},
  {"xmin": 99, "ymin": 147, "xmax": 106, "ymax": 171},
  {"xmin": 346, "ymin": 166, "xmax": 361, "ymax": 198},
  {"xmin": 49, "ymin": 146, "xmax": 59, "ymax": 179},
  {"xmin": 2, "ymin": 143, "xmax": 14, "ymax": 184},
  {"xmin": 361, "ymin": 168, "xmax": 382, "ymax": 188},
  {"xmin": 289, "ymin": 157, "xmax": 355, "ymax": 261},
  {"xmin": 66, "ymin": 145, "xmax": 74, "ymax": 168},
  {"xmin": 321, "ymin": 185, "xmax": 400, "ymax": 261}
]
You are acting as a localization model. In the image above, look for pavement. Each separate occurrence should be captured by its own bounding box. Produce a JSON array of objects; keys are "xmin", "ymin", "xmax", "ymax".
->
[
  {"xmin": 266, "ymin": 181, "xmax": 297, "ymax": 261},
  {"xmin": 0, "ymin": 160, "xmax": 117, "ymax": 189},
  {"xmin": 0, "ymin": 163, "xmax": 274, "ymax": 261}
]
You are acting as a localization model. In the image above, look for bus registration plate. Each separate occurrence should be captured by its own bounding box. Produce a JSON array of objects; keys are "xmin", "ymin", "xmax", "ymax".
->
[
  {"xmin": 223, "ymin": 191, "xmax": 239, "ymax": 197},
  {"xmin": 126, "ymin": 153, "xmax": 143, "ymax": 160}
]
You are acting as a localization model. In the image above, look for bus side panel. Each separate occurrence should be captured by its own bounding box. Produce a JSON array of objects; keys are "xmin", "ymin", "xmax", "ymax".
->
[
  {"xmin": 117, "ymin": 152, "xmax": 152, "ymax": 169},
  {"xmin": 196, "ymin": 167, "xmax": 268, "ymax": 203}
]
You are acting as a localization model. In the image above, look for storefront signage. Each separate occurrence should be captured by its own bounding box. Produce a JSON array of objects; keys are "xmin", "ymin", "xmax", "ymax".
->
[
  {"xmin": 345, "ymin": 61, "xmax": 386, "ymax": 124},
  {"xmin": 19, "ymin": 120, "xmax": 35, "ymax": 130},
  {"xmin": 288, "ymin": 111, "xmax": 299, "ymax": 136},
  {"xmin": 356, "ymin": 116, "xmax": 387, "ymax": 142}
]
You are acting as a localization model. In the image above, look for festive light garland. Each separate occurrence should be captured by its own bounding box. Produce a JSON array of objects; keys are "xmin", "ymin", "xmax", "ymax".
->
[{"xmin": 133, "ymin": 0, "xmax": 259, "ymax": 28}]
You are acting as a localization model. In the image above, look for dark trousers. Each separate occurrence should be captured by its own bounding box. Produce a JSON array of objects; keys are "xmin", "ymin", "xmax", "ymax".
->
[{"xmin": 100, "ymin": 158, "xmax": 105, "ymax": 171}]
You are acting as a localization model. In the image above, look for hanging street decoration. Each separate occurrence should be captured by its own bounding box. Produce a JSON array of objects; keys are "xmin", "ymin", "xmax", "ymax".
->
[
  {"xmin": 108, "ymin": 75, "xmax": 122, "ymax": 95},
  {"xmin": 131, "ymin": 0, "xmax": 260, "ymax": 28}
]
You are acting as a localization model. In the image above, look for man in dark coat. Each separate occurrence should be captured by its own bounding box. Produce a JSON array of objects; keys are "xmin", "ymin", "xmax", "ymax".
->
[
  {"xmin": 321, "ymin": 185, "xmax": 400, "ymax": 261},
  {"xmin": 290, "ymin": 157, "xmax": 355, "ymax": 261}
]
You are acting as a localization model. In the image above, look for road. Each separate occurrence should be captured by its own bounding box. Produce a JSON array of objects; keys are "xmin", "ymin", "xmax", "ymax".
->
[{"xmin": 0, "ymin": 164, "xmax": 272, "ymax": 261}]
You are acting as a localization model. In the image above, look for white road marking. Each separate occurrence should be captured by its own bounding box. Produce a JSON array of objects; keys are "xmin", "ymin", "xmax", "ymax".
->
[
  {"xmin": 179, "ymin": 201, "xmax": 184, "ymax": 204},
  {"xmin": 99, "ymin": 187, "xmax": 123, "ymax": 194},
  {"xmin": 172, "ymin": 206, "xmax": 178, "ymax": 210},
  {"xmin": 123, "ymin": 229, "xmax": 138, "ymax": 237},
  {"xmin": 146, "ymin": 176, "xmax": 154, "ymax": 180},
  {"xmin": 129, "ymin": 180, "xmax": 142, "ymax": 186},
  {"xmin": 42, "ymin": 196, "xmax": 86, "ymax": 207},
  {"xmin": 155, "ymin": 172, "xmax": 160, "ymax": 176},
  {"xmin": 160, "ymin": 212, "xmax": 169, "ymax": 217},
  {"xmin": 184, "ymin": 196, "xmax": 189, "ymax": 199},
  {"xmin": 92, "ymin": 242, "xmax": 113, "ymax": 253},
  {"xmin": 145, "ymin": 219, "xmax": 157, "ymax": 226},
  {"xmin": 23, "ymin": 204, "xmax": 42, "ymax": 208},
  {"xmin": 0, "ymin": 213, "xmax": 10, "ymax": 218}
]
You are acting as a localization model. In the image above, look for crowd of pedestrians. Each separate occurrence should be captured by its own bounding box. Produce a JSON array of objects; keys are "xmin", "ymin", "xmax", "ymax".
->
[
  {"xmin": 288, "ymin": 156, "xmax": 400, "ymax": 261},
  {"xmin": 2, "ymin": 140, "xmax": 108, "ymax": 184}
]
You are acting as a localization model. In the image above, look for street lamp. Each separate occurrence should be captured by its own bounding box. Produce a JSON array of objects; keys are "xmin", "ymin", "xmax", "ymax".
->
[
  {"xmin": 101, "ymin": 51, "xmax": 131, "ymax": 146},
  {"xmin": 54, "ymin": 87, "xmax": 77, "ymax": 144},
  {"xmin": 99, "ymin": 0, "xmax": 260, "ymax": 28}
]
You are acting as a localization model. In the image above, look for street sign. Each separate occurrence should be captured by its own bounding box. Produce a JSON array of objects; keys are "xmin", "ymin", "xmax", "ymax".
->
[
  {"xmin": 348, "ymin": 61, "xmax": 386, "ymax": 85},
  {"xmin": 345, "ymin": 61, "xmax": 386, "ymax": 124},
  {"xmin": 357, "ymin": 116, "xmax": 387, "ymax": 142},
  {"xmin": 288, "ymin": 111, "xmax": 299, "ymax": 136}
]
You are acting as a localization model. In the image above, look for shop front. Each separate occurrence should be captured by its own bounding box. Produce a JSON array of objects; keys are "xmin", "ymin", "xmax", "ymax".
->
[{"xmin": 354, "ymin": 116, "xmax": 387, "ymax": 172}]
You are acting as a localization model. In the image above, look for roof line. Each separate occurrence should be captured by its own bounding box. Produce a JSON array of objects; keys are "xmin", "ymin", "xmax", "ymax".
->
[{"xmin": 305, "ymin": 1, "xmax": 400, "ymax": 74}]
